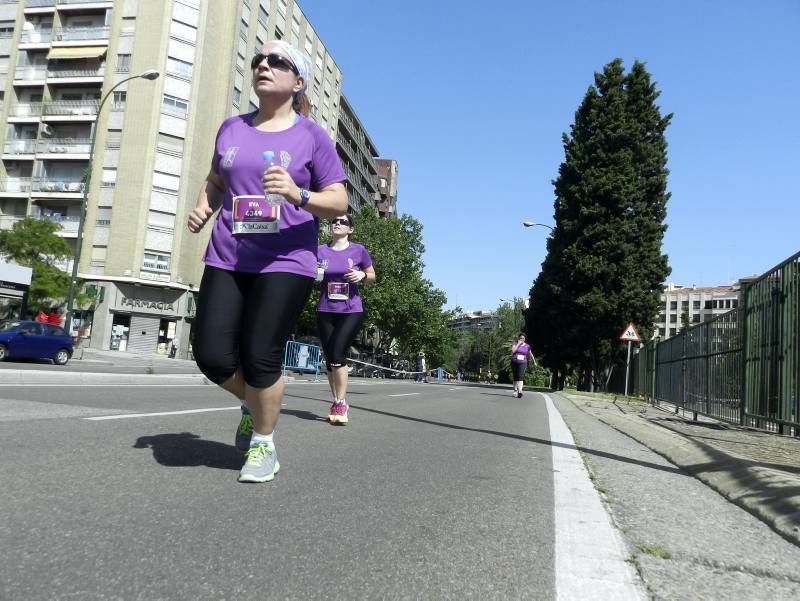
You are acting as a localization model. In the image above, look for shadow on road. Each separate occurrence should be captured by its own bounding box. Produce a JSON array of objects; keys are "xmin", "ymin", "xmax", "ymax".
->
[
  {"xmin": 133, "ymin": 432, "xmax": 241, "ymax": 470},
  {"xmin": 346, "ymin": 403, "xmax": 688, "ymax": 477},
  {"xmin": 281, "ymin": 408, "xmax": 326, "ymax": 421}
]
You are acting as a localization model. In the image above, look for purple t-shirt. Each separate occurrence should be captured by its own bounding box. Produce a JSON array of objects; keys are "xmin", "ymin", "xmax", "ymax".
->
[
  {"xmin": 317, "ymin": 242, "xmax": 373, "ymax": 313},
  {"xmin": 511, "ymin": 342, "xmax": 531, "ymax": 364},
  {"xmin": 203, "ymin": 113, "xmax": 347, "ymax": 277}
]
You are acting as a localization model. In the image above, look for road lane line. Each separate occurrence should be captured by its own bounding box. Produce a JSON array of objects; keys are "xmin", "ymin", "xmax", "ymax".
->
[
  {"xmin": 0, "ymin": 384, "xmax": 211, "ymax": 388},
  {"xmin": 543, "ymin": 393, "xmax": 645, "ymax": 601},
  {"xmin": 84, "ymin": 406, "xmax": 240, "ymax": 421},
  {"xmin": 387, "ymin": 393, "xmax": 420, "ymax": 397}
]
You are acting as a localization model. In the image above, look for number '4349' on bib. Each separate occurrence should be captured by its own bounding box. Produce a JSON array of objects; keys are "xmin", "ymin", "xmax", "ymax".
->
[{"xmin": 232, "ymin": 195, "xmax": 280, "ymax": 234}]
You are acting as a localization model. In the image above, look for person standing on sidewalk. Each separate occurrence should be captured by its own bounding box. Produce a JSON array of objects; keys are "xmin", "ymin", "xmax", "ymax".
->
[
  {"xmin": 316, "ymin": 214, "xmax": 375, "ymax": 424},
  {"xmin": 186, "ymin": 40, "xmax": 348, "ymax": 484},
  {"xmin": 510, "ymin": 333, "xmax": 537, "ymax": 398}
]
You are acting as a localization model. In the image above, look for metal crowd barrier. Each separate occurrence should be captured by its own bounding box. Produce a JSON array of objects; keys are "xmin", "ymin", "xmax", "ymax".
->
[{"xmin": 283, "ymin": 341, "xmax": 322, "ymax": 382}]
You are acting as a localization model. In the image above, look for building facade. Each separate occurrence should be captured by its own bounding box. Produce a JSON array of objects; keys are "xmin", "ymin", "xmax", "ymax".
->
[
  {"xmin": 335, "ymin": 94, "xmax": 377, "ymax": 211},
  {"xmin": 0, "ymin": 0, "xmax": 378, "ymax": 356},
  {"xmin": 655, "ymin": 282, "xmax": 741, "ymax": 339},
  {"xmin": 373, "ymin": 158, "xmax": 397, "ymax": 218},
  {"xmin": 448, "ymin": 310, "xmax": 496, "ymax": 332}
]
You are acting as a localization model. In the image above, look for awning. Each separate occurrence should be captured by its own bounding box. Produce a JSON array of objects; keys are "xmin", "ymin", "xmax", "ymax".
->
[{"xmin": 47, "ymin": 46, "xmax": 107, "ymax": 60}]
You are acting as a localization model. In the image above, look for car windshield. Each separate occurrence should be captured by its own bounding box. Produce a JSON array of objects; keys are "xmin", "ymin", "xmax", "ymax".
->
[{"xmin": 0, "ymin": 321, "xmax": 22, "ymax": 332}]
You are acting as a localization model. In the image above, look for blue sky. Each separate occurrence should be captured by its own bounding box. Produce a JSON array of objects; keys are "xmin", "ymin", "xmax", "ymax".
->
[{"xmin": 301, "ymin": 0, "xmax": 800, "ymax": 312}]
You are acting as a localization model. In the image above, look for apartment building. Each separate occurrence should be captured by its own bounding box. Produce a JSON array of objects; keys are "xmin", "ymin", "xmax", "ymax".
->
[
  {"xmin": 0, "ymin": 0, "xmax": 376, "ymax": 355},
  {"xmin": 335, "ymin": 94, "xmax": 377, "ymax": 211},
  {"xmin": 374, "ymin": 158, "xmax": 397, "ymax": 218},
  {"xmin": 655, "ymin": 282, "xmax": 741, "ymax": 339},
  {"xmin": 448, "ymin": 310, "xmax": 496, "ymax": 332}
]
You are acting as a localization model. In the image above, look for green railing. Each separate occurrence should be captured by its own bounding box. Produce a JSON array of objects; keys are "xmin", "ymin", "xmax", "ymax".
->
[{"xmin": 631, "ymin": 250, "xmax": 800, "ymax": 435}]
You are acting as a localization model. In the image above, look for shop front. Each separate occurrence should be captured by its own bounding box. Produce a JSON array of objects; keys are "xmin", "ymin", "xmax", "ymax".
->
[{"xmin": 88, "ymin": 280, "xmax": 194, "ymax": 356}]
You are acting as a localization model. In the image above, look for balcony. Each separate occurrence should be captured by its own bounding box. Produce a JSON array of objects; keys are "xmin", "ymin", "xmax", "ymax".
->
[
  {"xmin": 0, "ymin": 178, "xmax": 33, "ymax": 196},
  {"xmin": 31, "ymin": 177, "xmax": 84, "ymax": 195},
  {"xmin": 13, "ymin": 65, "xmax": 48, "ymax": 84},
  {"xmin": 24, "ymin": 0, "xmax": 56, "ymax": 12},
  {"xmin": 56, "ymin": 0, "xmax": 114, "ymax": 8},
  {"xmin": 51, "ymin": 26, "xmax": 110, "ymax": 43},
  {"xmin": 37, "ymin": 137, "xmax": 92, "ymax": 156},
  {"xmin": 3, "ymin": 139, "xmax": 37, "ymax": 157},
  {"xmin": 19, "ymin": 30, "xmax": 54, "ymax": 45},
  {"xmin": 42, "ymin": 100, "xmax": 99, "ymax": 120},
  {"xmin": 34, "ymin": 213, "xmax": 80, "ymax": 235},
  {"xmin": 0, "ymin": 215, "xmax": 26, "ymax": 230},
  {"xmin": 8, "ymin": 103, "xmax": 43, "ymax": 119},
  {"xmin": 46, "ymin": 65, "xmax": 105, "ymax": 82}
]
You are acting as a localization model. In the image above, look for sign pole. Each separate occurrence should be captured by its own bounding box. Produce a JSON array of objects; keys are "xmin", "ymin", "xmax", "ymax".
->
[{"xmin": 624, "ymin": 340, "xmax": 632, "ymax": 397}]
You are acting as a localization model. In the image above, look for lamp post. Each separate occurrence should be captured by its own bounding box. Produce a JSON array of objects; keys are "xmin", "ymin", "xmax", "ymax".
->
[
  {"xmin": 522, "ymin": 221, "xmax": 553, "ymax": 231},
  {"xmin": 64, "ymin": 70, "xmax": 160, "ymax": 336}
]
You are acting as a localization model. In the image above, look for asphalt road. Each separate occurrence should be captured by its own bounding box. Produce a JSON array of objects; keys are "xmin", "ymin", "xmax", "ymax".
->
[{"xmin": 0, "ymin": 380, "xmax": 559, "ymax": 600}]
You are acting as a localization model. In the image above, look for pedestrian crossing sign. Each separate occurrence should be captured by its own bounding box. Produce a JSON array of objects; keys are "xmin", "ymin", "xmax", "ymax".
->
[{"xmin": 619, "ymin": 323, "xmax": 641, "ymax": 342}]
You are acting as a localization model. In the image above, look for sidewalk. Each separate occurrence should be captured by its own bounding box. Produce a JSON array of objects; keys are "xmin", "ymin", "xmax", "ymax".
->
[{"xmin": 556, "ymin": 391, "xmax": 800, "ymax": 546}]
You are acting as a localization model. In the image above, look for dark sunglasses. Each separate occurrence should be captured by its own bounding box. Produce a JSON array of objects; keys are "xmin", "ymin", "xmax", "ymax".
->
[
  {"xmin": 331, "ymin": 218, "xmax": 351, "ymax": 226},
  {"xmin": 251, "ymin": 53, "xmax": 299, "ymax": 74}
]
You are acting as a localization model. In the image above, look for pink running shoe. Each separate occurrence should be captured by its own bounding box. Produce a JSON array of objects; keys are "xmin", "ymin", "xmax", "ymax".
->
[{"xmin": 328, "ymin": 401, "xmax": 348, "ymax": 425}]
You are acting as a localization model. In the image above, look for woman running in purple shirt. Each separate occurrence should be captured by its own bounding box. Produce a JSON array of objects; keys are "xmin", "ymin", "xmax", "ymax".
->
[
  {"xmin": 511, "ymin": 333, "xmax": 537, "ymax": 398},
  {"xmin": 316, "ymin": 214, "xmax": 376, "ymax": 424},
  {"xmin": 186, "ymin": 40, "xmax": 348, "ymax": 484}
]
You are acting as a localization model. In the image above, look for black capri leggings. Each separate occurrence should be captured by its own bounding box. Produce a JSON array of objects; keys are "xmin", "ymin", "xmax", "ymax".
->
[
  {"xmin": 193, "ymin": 266, "xmax": 313, "ymax": 388},
  {"xmin": 317, "ymin": 311, "xmax": 364, "ymax": 369},
  {"xmin": 511, "ymin": 362, "xmax": 528, "ymax": 382}
]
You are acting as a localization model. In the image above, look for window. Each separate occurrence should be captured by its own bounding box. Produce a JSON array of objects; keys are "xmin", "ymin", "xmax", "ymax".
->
[
  {"xmin": 0, "ymin": 21, "xmax": 14, "ymax": 36},
  {"xmin": 705, "ymin": 300, "xmax": 712, "ymax": 309},
  {"xmin": 166, "ymin": 57, "xmax": 192, "ymax": 79},
  {"xmin": 304, "ymin": 37, "xmax": 313, "ymax": 55},
  {"xmin": 669, "ymin": 314, "xmax": 677, "ymax": 323},
  {"xmin": 258, "ymin": 6, "xmax": 268, "ymax": 25},
  {"xmin": 45, "ymin": 324, "xmax": 67, "ymax": 337},
  {"xmin": 162, "ymin": 94, "xmax": 188, "ymax": 117},
  {"xmin": 143, "ymin": 252, "xmax": 170, "ymax": 273},
  {"xmin": 669, "ymin": 328, "xmax": 676, "ymax": 337},
  {"xmin": 681, "ymin": 300, "xmax": 689, "ymax": 310},
  {"xmin": 658, "ymin": 328, "xmax": 665, "ymax": 338},
  {"xmin": 232, "ymin": 88, "xmax": 241, "ymax": 105},
  {"xmin": 693, "ymin": 300, "xmax": 700, "ymax": 310},
  {"xmin": 733, "ymin": 299, "xmax": 738, "ymax": 308},
  {"xmin": 692, "ymin": 314, "xmax": 700, "ymax": 323},
  {"xmin": 239, "ymin": 19, "xmax": 248, "ymax": 41},
  {"xmin": 95, "ymin": 208, "xmax": 111, "ymax": 225},
  {"xmin": 116, "ymin": 54, "xmax": 131, "ymax": 73},
  {"xmin": 111, "ymin": 91, "xmax": 126, "ymax": 109},
  {"xmin": 670, "ymin": 301, "xmax": 677, "ymax": 310}
]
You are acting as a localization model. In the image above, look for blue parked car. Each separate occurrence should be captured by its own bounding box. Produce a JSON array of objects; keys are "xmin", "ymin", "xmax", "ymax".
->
[{"xmin": 0, "ymin": 320, "xmax": 73, "ymax": 365}]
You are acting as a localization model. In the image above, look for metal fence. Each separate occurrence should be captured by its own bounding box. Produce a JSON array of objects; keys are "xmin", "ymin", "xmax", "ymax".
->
[
  {"xmin": 282, "ymin": 340, "xmax": 321, "ymax": 382},
  {"xmin": 631, "ymin": 250, "xmax": 800, "ymax": 435}
]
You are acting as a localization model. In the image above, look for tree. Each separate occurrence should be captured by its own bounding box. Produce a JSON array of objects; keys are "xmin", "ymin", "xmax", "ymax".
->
[
  {"xmin": 527, "ymin": 59, "xmax": 672, "ymax": 391},
  {"xmin": 0, "ymin": 218, "xmax": 73, "ymax": 314}
]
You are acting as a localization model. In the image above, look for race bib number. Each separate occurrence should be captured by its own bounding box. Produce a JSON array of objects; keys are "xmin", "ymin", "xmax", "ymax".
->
[
  {"xmin": 232, "ymin": 195, "xmax": 280, "ymax": 234},
  {"xmin": 327, "ymin": 282, "xmax": 349, "ymax": 301},
  {"xmin": 516, "ymin": 354, "xmax": 526, "ymax": 362}
]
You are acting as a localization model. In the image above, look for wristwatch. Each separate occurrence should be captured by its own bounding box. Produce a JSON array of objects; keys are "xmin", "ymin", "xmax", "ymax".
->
[{"xmin": 298, "ymin": 188, "xmax": 310, "ymax": 208}]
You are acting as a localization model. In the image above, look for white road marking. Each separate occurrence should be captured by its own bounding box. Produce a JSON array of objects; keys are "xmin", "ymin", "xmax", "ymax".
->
[
  {"xmin": 0, "ymin": 384, "xmax": 210, "ymax": 388},
  {"xmin": 84, "ymin": 406, "xmax": 240, "ymax": 421},
  {"xmin": 543, "ymin": 393, "xmax": 645, "ymax": 601},
  {"xmin": 387, "ymin": 393, "xmax": 420, "ymax": 397}
]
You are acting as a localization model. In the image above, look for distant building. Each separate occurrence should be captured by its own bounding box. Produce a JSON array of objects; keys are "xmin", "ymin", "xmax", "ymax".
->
[
  {"xmin": 374, "ymin": 158, "xmax": 397, "ymax": 218},
  {"xmin": 448, "ymin": 310, "xmax": 495, "ymax": 332},
  {"xmin": 655, "ymin": 282, "xmax": 742, "ymax": 339}
]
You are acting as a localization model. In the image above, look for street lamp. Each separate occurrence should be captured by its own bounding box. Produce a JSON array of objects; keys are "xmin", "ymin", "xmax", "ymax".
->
[
  {"xmin": 522, "ymin": 221, "xmax": 553, "ymax": 231},
  {"xmin": 64, "ymin": 70, "xmax": 160, "ymax": 336}
]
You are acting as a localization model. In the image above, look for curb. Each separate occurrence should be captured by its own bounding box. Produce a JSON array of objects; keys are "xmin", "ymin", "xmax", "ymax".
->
[{"xmin": 556, "ymin": 392, "xmax": 800, "ymax": 547}]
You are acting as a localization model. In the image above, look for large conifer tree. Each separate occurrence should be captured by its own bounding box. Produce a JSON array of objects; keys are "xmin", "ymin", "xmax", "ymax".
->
[{"xmin": 527, "ymin": 59, "xmax": 672, "ymax": 390}]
